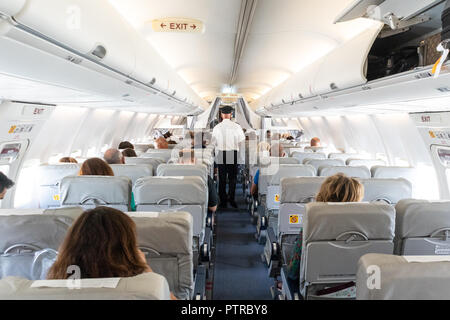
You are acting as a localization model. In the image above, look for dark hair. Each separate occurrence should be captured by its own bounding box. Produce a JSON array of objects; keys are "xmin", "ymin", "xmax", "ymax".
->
[
  {"xmin": 0, "ymin": 172, "xmax": 14, "ymax": 191},
  {"xmin": 118, "ymin": 141, "xmax": 134, "ymax": 150},
  {"xmin": 47, "ymin": 207, "xmax": 149, "ymax": 279},
  {"xmin": 59, "ymin": 157, "xmax": 78, "ymax": 163},
  {"xmin": 79, "ymin": 158, "xmax": 114, "ymax": 176},
  {"xmin": 122, "ymin": 148, "xmax": 137, "ymax": 158}
]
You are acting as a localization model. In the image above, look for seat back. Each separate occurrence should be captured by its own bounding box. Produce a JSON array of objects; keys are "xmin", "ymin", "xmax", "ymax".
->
[
  {"xmin": 304, "ymin": 146, "xmax": 327, "ymax": 153},
  {"xmin": 361, "ymin": 178, "xmax": 412, "ymax": 204},
  {"xmin": 60, "ymin": 176, "xmax": 131, "ymax": 211},
  {"xmin": 130, "ymin": 211, "xmax": 193, "ymax": 300},
  {"xmin": 270, "ymin": 157, "xmax": 300, "ymax": 165},
  {"xmin": 371, "ymin": 166, "xmax": 418, "ymax": 195},
  {"xmin": 266, "ymin": 165, "xmax": 316, "ymax": 211},
  {"xmin": 346, "ymin": 158, "xmax": 386, "ymax": 169},
  {"xmin": 278, "ymin": 177, "xmax": 326, "ymax": 238},
  {"xmin": 133, "ymin": 177, "xmax": 207, "ymax": 240},
  {"xmin": 124, "ymin": 157, "xmax": 165, "ymax": 172},
  {"xmin": 394, "ymin": 199, "xmax": 450, "ymax": 255},
  {"xmin": 157, "ymin": 164, "xmax": 208, "ymax": 184},
  {"xmin": 0, "ymin": 272, "xmax": 170, "ymax": 300},
  {"xmin": 328, "ymin": 153, "xmax": 363, "ymax": 161},
  {"xmin": 142, "ymin": 149, "xmax": 175, "ymax": 162},
  {"xmin": 110, "ymin": 164, "xmax": 153, "ymax": 185},
  {"xmin": 318, "ymin": 166, "xmax": 371, "ymax": 178},
  {"xmin": 37, "ymin": 164, "xmax": 81, "ymax": 209},
  {"xmin": 303, "ymin": 158, "xmax": 345, "ymax": 171},
  {"xmin": 356, "ymin": 254, "xmax": 450, "ymax": 300},
  {"xmin": 301, "ymin": 203, "xmax": 395, "ymax": 298},
  {"xmin": 292, "ymin": 152, "xmax": 326, "ymax": 164}
]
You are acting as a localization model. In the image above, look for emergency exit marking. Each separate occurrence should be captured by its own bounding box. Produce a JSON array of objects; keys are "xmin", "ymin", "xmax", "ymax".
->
[{"xmin": 152, "ymin": 18, "xmax": 204, "ymax": 33}]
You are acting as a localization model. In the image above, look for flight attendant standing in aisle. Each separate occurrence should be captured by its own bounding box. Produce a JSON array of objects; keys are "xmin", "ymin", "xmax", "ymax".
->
[{"xmin": 212, "ymin": 106, "xmax": 245, "ymax": 209}]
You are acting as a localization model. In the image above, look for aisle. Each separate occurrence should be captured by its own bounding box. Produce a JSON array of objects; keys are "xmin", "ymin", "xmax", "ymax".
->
[{"xmin": 212, "ymin": 193, "xmax": 274, "ymax": 300}]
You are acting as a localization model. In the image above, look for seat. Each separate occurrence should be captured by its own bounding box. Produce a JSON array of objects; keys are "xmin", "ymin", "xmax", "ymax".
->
[
  {"xmin": 328, "ymin": 153, "xmax": 363, "ymax": 161},
  {"xmin": 157, "ymin": 164, "xmax": 208, "ymax": 184},
  {"xmin": 360, "ymin": 178, "xmax": 412, "ymax": 204},
  {"xmin": 371, "ymin": 166, "xmax": 418, "ymax": 195},
  {"xmin": 346, "ymin": 158, "xmax": 386, "ymax": 169},
  {"xmin": 124, "ymin": 157, "xmax": 165, "ymax": 171},
  {"xmin": 318, "ymin": 166, "xmax": 371, "ymax": 178},
  {"xmin": 303, "ymin": 159, "xmax": 345, "ymax": 171},
  {"xmin": 60, "ymin": 176, "xmax": 131, "ymax": 211},
  {"xmin": 110, "ymin": 164, "xmax": 153, "ymax": 185},
  {"xmin": 133, "ymin": 177, "xmax": 209, "ymax": 266},
  {"xmin": 297, "ymin": 203, "xmax": 395, "ymax": 299},
  {"xmin": 270, "ymin": 157, "xmax": 300, "ymax": 165},
  {"xmin": 291, "ymin": 152, "xmax": 326, "ymax": 164},
  {"xmin": 37, "ymin": 164, "xmax": 81, "ymax": 209},
  {"xmin": 0, "ymin": 272, "xmax": 171, "ymax": 300},
  {"xmin": 142, "ymin": 149, "xmax": 175, "ymax": 162},
  {"xmin": 356, "ymin": 254, "xmax": 450, "ymax": 300},
  {"xmin": 129, "ymin": 211, "xmax": 196, "ymax": 300},
  {"xmin": 394, "ymin": 199, "xmax": 450, "ymax": 255}
]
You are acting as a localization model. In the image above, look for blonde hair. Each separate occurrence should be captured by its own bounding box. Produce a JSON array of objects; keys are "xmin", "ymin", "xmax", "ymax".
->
[
  {"xmin": 257, "ymin": 141, "xmax": 271, "ymax": 152},
  {"xmin": 316, "ymin": 173, "xmax": 364, "ymax": 203}
]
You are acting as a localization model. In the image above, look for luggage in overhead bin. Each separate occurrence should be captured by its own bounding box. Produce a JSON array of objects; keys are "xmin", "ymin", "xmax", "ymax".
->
[
  {"xmin": 442, "ymin": 0, "xmax": 450, "ymax": 41},
  {"xmin": 367, "ymin": 46, "xmax": 420, "ymax": 80},
  {"xmin": 418, "ymin": 33, "xmax": 442, "ymax": 66}
]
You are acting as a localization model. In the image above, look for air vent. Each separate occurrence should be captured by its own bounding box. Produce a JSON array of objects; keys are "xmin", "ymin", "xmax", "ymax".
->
[
  {"xmin": 66, "ymin": 55, "xmax": 83, "ymax": 64},
  {"xmin": 91, "ymin": 45, "xmax": 107, "ymax": 60},
  {"xmin": 172, "ymin": 90, "xmax": 176, "ymax": 96},
  {"xmin": 330, "ymin": 83, "xmax": 338, "ymax": 90},
  {"xmin": 149, "ymin": 78, "xmax": 156, "ymax": 85},
  {"xmin": 298, "ymin": 93, "xmax": 303, "ymax": 99},
  {"xmin": 415, "ymin": 72, "xmax": 432, "ymax": 79},
  {"xmin": 362, "ymin": 85, "xmax": 371, "ymax": 90}
]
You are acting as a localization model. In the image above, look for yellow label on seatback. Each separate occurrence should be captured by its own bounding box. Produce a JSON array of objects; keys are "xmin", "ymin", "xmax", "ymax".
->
[
  {"xmin": 53, "ymin": 195, "xmax": 60, "ymax": 201},
  {"xmin": 274, "ymin": 194, "xmax": 280, "ymax": 202},
  {"xmin": 289, "ymin": 215, "xmax": 300, "ymax": 224},
  {"xmin": 8, "ymin": 126, "xmax": 16, "ymax": 134}
]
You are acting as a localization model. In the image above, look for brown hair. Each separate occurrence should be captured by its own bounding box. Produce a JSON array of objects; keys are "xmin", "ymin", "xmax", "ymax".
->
[
  {"xmin": 155, "ymin": 137, "xmax": 168, "ymax": 149},
  {"xmin": 59, "ymin": 157, "xmax": 78, "ymax": 163},
  {"xmin": 79, "ymin": 158, "xmax": 114, "ymax": 176},
  {"xmin": 310, "ymin": 137, "xmax": 321, "ymax": 147},
  {"xmin": 47, "ymin": 206, "xmax": 149, "ymax": 279},
  {"xmin": 122, "ymin": 148, "xmax": 137, "ymax": 158},
  {"xmin": 316, "ymin": 173, "xmax": 364, "ymax": 203},
  {"xmin": 118, "ymin": 141, "xmax": 134, "ymax": 150}
]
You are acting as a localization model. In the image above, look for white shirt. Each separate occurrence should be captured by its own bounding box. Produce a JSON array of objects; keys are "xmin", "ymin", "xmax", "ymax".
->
[{"xmin": 211, "ymin": 119, "xmax": 245, "ymax": 151}]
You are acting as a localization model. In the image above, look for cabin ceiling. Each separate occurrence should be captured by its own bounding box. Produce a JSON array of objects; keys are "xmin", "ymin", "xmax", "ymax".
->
[{"xmin": 108, "ymin": 0, "xmax": 380, "ymax": 107}]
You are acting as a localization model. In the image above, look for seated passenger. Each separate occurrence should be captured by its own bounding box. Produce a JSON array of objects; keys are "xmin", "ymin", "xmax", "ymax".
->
[
  {"xmin": 286, "ymin": 173, "xmax": 364, "ymax": 282},
  {"xmin": 179, "ymin": 149, "xmax": 218, "ymax": 213},
  {"xmin": 250, "ymin": 142, "xmax": 286, "ymax": 196},
  {"xmin": 0, "ymin": 172, "xmax": 14, "ymax": 200},
  {"xmin": 122, "ymin": 148, "xmax": 137, "ymax": 158},
  {"xmin": 59, "ymin": 157, "xmax": 78, "ymax": 163},
  {"xmin": 118, "ymin": 141, "xmax": 134, "ymax": 150},
  {"xmin": 310, "ymin": 137, "xmax": 321, "ymax": 147},
  {"xmin": 47, "ymin": 206, "xmax": 176, "ymax": 300},
  {"xmin": 104, "ymin": 148, "xmax": 125, "ymax": 165},
  {"xmin": 155, "ymin": 137, "xmax": 169, "ymax": 149}
]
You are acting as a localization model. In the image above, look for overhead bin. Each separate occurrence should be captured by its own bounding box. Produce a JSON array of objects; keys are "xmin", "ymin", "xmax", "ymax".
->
[{"xmin": 0, "ymin": 0, "xmax": 206, "ymax": 113}]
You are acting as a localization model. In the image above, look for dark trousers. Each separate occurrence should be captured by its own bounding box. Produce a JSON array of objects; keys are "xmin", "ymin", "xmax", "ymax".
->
[{"xmin": 217, "ymin": 151, "xmax": 238, "ymax": 204}]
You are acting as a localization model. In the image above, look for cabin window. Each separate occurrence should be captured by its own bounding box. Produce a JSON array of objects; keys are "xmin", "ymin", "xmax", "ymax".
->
[{"xmin": 437, "ymin": 147, "xmax": 450, "ymax": 167}]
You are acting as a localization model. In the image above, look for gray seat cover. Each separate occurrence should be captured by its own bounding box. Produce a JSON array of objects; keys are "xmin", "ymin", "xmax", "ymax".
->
[
  {"xmin": 270, "ymin": 157, "xmax": 300, "ymax": 165},
  {"xmin": 303, "ymin": 158, "xmax": 345, "ymax": 170},
  {"xmin": 318, "ymin": 165, "xmax": 371, "ymax": 178},
  {"xmin": 60, "ymin": 176, "xmax": 131, "ymax": 211},
  {"xmin": 0, "ymin": 272, "xmax": 170, "ymax": 300},
  {"xmin": 110, "ymin": 164, "xmax": 153, "ymax": 184},
  {"xmin": 357, "ymin": 254, "xmax": 450, "ymax": 300},
  {"xmin": 124, "ymin": 157, "xmax": 165, "ymax": 170},
  {"xmin": 291, "ymin": 152, "xmax": 326, "ymax": 164},
  {"xmin": 142, "ymin": 150, "xmax": 175, "ymax": 162},
  {"xmin": 360, "ymin": 178, "xmax": 412, "ymax": 204},
  {"xmin": 157, "ymin": 164, "xmax": 208, "ymax": 184},
  {"xmin": 280, "ymin": 177, "xmax": 326, "ymax": 203},
  {"xmin": 328, "ymin": 153, "xmax": 363, "ymax": 161},
  {"xmin": 346, "ymin": 158, "xmax": 386, "ymax": 168},
  {"xmin": 268, "ymin": 165, "xmax": 316, "ymax": 186}
]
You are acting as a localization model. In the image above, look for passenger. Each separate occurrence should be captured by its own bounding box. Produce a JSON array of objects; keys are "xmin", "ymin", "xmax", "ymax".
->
[
  {"xmin": 59, "ymin": 157, "xmax": 78, "ymax": 163},
  {"xmin": 104, "ymin": 148, "xmax": 125, "ymax": 165},
  {"xmin": 286, "ymin": 173, "xmax": 364, "ymax": 283},
  {"xmin": 250, "ymin": 142, "xmax": 286, "ymax": 196},
  {"xmin": 179, "ymin": 149, "xmax": 218, "ymax": 213},
  {"xmin": 47, "ymin": 206, "xmax": 176, "ymax": 300},
  {"xmin": 310, "ymin": 137, "xmax": 321, "ymax": 147},
  {"xmin": 155, "ymin": 137, "xmax": 169, "ymax": 149},
  {"xmin": 118, "ymin": 141, "xmax": 134, "ymax": 150},
  {"xmin": 122, "ymin": 148, "xmax": 137, "ymax": 158},
  {"xmin": 0, "ymin": 172, "xmax": 14, "ymax": 200},
  {"xmin": 78, "ymin": 158, "xmax": 114, "ymax": 176}
]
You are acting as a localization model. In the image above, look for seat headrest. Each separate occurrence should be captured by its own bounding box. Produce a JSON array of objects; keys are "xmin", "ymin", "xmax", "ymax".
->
[
  {"xmin": 0, "ymin": 215, "xmax": 73, "ymax": 252},
  {"xmin": 37, "ymin": 164, "xmax": 81, "ymax": 185},
  {"xmin": 0, "ymin": 272, "xmax": 170, "ymax": 300},
  {"xmin": 60, "ymin": 176, "xmax": 131, "ymax": 210},
  {"xmin": 361, "ymin": 178, "xmax": 412, "ymax": 204},
  {"xmin": 318, "ymin": 166, "xmax": 371, "ymax": 178},
  {"xmin": 395, "ymin": 199, "xmax": 450, "ymax": 238},
  {"xmin": 157, "ymin": 164, "xmax": 207, "ymax": 183},
  {"xmin": 134, "ymin": 176, "xmax": 206, "ymax": 205},
  {"xmin": 303, "ymin": 158, "xmax": 345, "ymax": 170},
  {"xmin": 291, "ymin": 152, "xmax": 326, "ymax": 163},
  {"xmin": 357, "ymin": 254, "xmax": 450, "ymax": 300},
  {"xmin": 132, "ymin": 212, "xmax": 193, "ymax": 255},
  {"xmin": 110, "ymin": 164, "xmax": 153, "ymax": 184},
  {"xmin": 327, "ymin": 153, "xmax": 361, "ymax": 161},
  {"xmin": 371, "ymin": 166, "xmax": 416, "ymax": 180},
  {"xmin": 280, "ymin": 177, "xmax": 326, "ymax": 203},
  {"xmin": 269, "ymin": 165, "xmax": 316, "ymax": 185},
  {"xmin": 269, "ymin": 157, "xmax": 300, "ymax": 165},
  {"xmin": 346, "ymin": 158, "xmax": 386, "ymax": 168},
  {"xmin": 304, "ymin": 202, "xmax": 395, "ymax": 243}
]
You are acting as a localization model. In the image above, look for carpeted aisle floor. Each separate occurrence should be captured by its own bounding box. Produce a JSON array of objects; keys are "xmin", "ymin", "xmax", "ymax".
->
[{"xmin": 212, "ymin": 191, "xmax": 274, "ymax": 300}]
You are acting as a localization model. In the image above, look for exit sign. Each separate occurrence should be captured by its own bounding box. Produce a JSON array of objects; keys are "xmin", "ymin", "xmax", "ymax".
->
[{"xmin": 152, "ymin": 18, "xmax": 204, "ymax": 33}]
